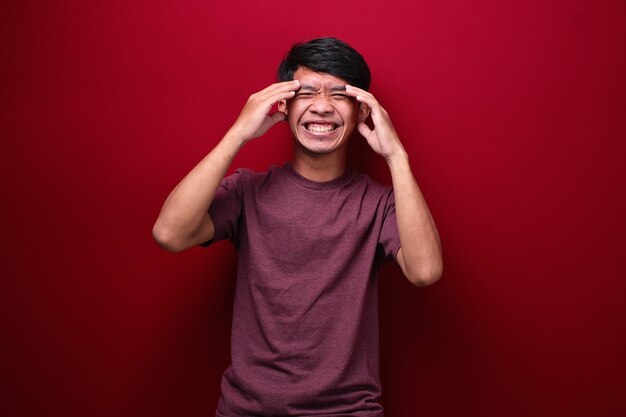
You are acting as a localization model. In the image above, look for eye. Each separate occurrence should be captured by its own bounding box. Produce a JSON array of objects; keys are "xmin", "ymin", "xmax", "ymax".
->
[
  {"xmin": 331, "ymin": 94, "xmax": 350, "ymax": 101},
  {"xmin": 294, "ymin": 92, "xmax": 315, "ymax": 99}
]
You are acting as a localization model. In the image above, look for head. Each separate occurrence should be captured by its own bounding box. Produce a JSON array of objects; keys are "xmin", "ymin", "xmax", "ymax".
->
[
  {"xmin": 277, "ymin": 38, "xmax": 371, "ymax": 156},
  {"xmin": 277, "ymin": 37, "xmax": 371, "ymax": 91}
]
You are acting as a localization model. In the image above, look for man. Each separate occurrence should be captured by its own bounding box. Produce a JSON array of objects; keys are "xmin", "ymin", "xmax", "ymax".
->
[{"xmin": 153, "ymin": 37, "xmax": 442, "ymax": 416}]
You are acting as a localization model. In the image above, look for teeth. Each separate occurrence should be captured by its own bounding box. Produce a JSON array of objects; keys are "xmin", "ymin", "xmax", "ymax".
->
[{"xmin": 306, "ymin": 123, "xmax": 335, "ymax": 133}]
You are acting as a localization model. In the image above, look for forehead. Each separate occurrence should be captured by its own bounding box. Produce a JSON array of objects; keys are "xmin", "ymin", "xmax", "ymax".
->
[{"xmin": 293, "ymin": 67, "xmax": 348, "ymax": 90}]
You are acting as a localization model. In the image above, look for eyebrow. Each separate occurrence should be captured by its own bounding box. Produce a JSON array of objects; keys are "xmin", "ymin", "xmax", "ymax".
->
[
  {"xmin": 330, "ymin": 85, "xmax": 347, "ymax": 92},
  {"xmin": 298, "ymin": 84, "xmax": 347, "ymax": 92}
]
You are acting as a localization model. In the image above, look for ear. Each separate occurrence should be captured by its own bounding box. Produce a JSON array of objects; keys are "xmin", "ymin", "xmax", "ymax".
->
[
  {"xmin": 278, "ymin": 99, "xmax": 288, "ymax": 115},
  {"xmin": 357, "ymin": 102, "xmax": 370, "ymax": 123}
]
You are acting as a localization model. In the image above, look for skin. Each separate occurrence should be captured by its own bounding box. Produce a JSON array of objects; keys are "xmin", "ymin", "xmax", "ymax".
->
[
  {"xmin": 152, "ymin": 67, "xmax": 442, "ymax": 286},
  {"xmin": 278, "ymin": 67, "xmax": 367, "ymax": 180}
]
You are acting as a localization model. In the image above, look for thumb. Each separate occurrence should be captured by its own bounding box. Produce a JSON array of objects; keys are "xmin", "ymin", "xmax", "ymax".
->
[
  {"xmin": 357, "ymin": 121, "xmax": 372, "ymax": 138},
  {"xmin": 270, "ymin": 111, "xmax": 287, "ymax": 124}
]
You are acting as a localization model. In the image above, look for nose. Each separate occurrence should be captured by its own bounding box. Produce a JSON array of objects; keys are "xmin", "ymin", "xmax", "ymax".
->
[{"xmin": 308, "ymin": 94, "xmax": 334, "ymax": 115}]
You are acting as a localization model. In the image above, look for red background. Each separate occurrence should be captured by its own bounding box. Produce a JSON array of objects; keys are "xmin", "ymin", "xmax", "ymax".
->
[{"xmin": 2, "ymin": 1, "xmax": 625, "ymax": 416}]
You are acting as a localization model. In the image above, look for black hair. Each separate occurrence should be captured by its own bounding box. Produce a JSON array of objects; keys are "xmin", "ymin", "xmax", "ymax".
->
[{"xmin": 277, "ymin": 37, "xmax": 371, "ymax": 90}]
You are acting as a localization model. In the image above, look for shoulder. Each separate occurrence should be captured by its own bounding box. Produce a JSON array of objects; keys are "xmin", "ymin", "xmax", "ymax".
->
[
  {"xmin": 335, "ymin": 171, "xmax": 395, "ymax": 216},
  {"xmin": 226, "ymin": 165, "xmax": 290, "ymax": 197},
  {"xmin": 233, "ymin": 164, "xmax": 285, "ymax": 184},
  {"xmin": 350, "ymin": 170, "xmax": 394, "ymax": 198}
]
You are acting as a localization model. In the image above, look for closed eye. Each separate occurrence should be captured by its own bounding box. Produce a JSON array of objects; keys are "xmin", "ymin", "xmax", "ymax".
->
[{"xmin": 331, "ymin": 94, "xmax": 350, "ymax": 101}]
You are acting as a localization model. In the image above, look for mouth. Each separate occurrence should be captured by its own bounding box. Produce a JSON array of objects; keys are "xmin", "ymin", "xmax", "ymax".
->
[{"xmin": 302, "ymin": 122, "xmax": 340, "ymax": 134}]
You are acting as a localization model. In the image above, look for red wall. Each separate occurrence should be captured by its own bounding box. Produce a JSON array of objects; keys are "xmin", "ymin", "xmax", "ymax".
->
[{"xmin": 2, "ymin": 1, "xmax": 625, "ymax": 416}]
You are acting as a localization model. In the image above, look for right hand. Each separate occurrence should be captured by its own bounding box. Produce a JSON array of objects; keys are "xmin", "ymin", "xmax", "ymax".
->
[{"xmin": 228, "ymin": 80, "xmax": 300, "ymax": 143}]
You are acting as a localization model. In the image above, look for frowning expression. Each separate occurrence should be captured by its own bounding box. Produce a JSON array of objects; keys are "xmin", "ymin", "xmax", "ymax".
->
[{"xmin": 279, "ymin": 67, "xmax": 368, "ymax": 155}]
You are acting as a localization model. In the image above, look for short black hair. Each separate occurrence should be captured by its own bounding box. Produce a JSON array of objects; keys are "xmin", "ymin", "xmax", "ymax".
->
[{"xmin": 278, "ymin": 37, "xmax": 371, "ymax": 90}]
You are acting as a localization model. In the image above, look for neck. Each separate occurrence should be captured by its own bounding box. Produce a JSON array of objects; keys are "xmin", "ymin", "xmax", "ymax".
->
[{"xmin": 291, "ymin": 146, "xmax": 347, "ymax": 182}]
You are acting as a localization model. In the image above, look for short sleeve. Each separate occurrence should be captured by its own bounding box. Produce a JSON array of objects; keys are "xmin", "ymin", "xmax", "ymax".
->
[
  {"xmin": 379, "ymin": 189, "xmax": 401, "ymax": 262},
  {"xmin": 202, "ymin": 171, "xmax": 243, "ymax": 246}
]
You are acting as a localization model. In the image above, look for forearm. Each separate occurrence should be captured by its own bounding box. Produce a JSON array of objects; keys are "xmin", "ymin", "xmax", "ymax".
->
[
  {"xmin": 152, "ymin": 130, "xmax": 244, "ymax": 251},
  {"xmin": 152, "ymin": 80, "xmax": 299, "ymax": 252},
  {"xmin": 343, "ymin": 85, "xmax": 442, "ymax": 284},
  {"xmin": 388, "ymin": 153, "xmax": 443, "ymax": 286}
]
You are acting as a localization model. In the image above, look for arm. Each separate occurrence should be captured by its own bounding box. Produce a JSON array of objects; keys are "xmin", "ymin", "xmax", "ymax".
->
[
  {"xmin": 152, "ymin": 80, "xmax": 300, "ymax": 252},
  {"xmin": 346, "ymin": 85, "xmax": 443, "ymax": 286}
]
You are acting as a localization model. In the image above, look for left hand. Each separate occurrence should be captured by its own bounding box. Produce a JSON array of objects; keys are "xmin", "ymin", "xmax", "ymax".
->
[{"xmin": 345, "ymin": 85, "xmax": 407, "ymax": 162}]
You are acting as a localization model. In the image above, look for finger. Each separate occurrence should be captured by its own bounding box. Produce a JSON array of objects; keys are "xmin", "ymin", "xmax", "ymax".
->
[
  {"xmin": 345, "ymin": 85, "xmax": 378, "ymax": 104},
  {"xmin": 257, "ymin": 80, "xmax": 300, "ymax": 99},
  {"xmin": 271, "ymin": 89, "xmax": 297, "ymax": 104},
  {"xmin": 344, "ymin": 84, "xmax": 370, "ymax": 97},
  {"xmin": 253, "ymin": 82, "xmax": 300, "ymax": 110},
  {"xmin": 352, "ymin": 95, "xmax": 389, "ymax": 127},
  {"xmin": 252, "ymin": 110, "xmax": 288, "ymax": 139},
  {"xmin": 357, "ymin": 121, "xmax": 372, "ymax": 138},
  {"xmin": 263, "ymin": 79, "xmax": 300, "ymax": 93},
  {"xmin": 251, "ymin": 89, "xmax": 297, "ymax": 115},
  {"xmin": 345, "ymin": 86, "xmax": 382, "ymax": 112},
  {"xmin": 352, "ymin": 92, "xmax": 379, "ymax": 110}
]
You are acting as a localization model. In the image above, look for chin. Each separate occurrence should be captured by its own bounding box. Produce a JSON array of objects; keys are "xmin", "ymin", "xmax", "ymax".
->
[
  {"xmin": 295, "ymin": 137, "xmax": 346, "ymax": 156},
  {"xmin": 294, "ymin": 126, "xmax": 349, "ymax": 156}
]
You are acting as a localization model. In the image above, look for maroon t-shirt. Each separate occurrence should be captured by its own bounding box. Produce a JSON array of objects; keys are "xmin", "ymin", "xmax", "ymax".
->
[{"xmin": 208, "ymin": 163, "xmax": 400, "ymax": 417}]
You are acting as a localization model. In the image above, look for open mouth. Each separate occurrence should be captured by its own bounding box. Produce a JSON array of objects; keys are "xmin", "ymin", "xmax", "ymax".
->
[{"xmin": 304, "ymin": 122, "xmax": 339, "ymax": 134}]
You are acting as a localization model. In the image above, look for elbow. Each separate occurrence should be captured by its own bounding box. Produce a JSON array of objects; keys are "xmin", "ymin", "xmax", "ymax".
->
[
  {"xmin": 152, "ymin": 223, "xmax": 187, "ymax": 253},
  {"xmin": 405, "ymin": 262, "xmax": 443, "ymax": 287}
]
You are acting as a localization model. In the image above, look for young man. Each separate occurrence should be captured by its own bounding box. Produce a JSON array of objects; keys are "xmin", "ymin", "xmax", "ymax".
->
[{"xmin": 153, "ymin": 38, "xmax": 442, "ymax": 417}]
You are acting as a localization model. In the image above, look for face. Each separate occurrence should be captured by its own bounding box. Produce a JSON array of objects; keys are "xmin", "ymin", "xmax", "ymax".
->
[{"xmin": 279, "ymin": 67, "xmax": 368, "ymax": 155}]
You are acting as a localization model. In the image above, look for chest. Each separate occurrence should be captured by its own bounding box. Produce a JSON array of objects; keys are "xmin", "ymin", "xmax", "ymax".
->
[{"xmin": 240, "ymin": 182, "xmax": 385, "ymax": 266}]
